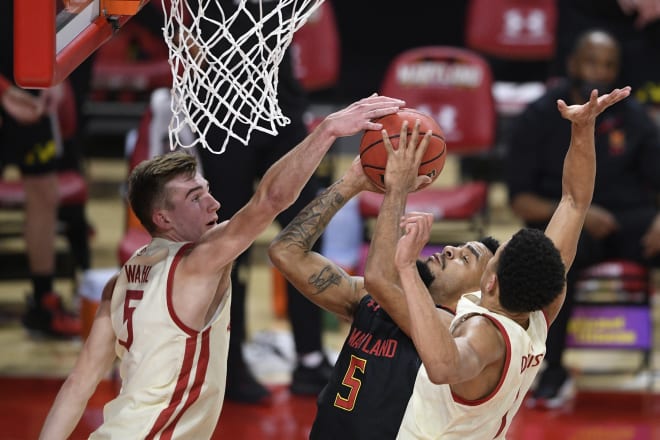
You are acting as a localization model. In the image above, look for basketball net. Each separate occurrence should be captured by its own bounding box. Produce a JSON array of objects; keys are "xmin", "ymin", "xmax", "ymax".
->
[{"xmin": 162, "ymin": 0, "xmax": 325, "ymax": 155}]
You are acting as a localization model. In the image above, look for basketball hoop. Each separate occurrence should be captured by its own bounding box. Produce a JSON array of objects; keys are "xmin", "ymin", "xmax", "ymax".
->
[{"xmin": 162, "ymin": 0, "xmax": 325, "ymax": 155}]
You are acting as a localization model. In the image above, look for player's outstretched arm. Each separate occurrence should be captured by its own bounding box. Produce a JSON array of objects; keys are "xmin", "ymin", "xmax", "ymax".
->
[
  {"xmin": 193, "ymin": 95, "xmax": 405, "ymax": 274},
  {"xmin": 544, "ymin": 86, "xmax": 631, "ymax": 323},
  {"xmin": 269, "ymin": 157, "xmax": 376, "ymax": 321},
  {"xmin": 39, "ymin": 274, "xmax": 119, "ymax": 440}
]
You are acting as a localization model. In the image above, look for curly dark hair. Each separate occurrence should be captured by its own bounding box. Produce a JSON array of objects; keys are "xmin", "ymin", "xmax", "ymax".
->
[
  {"xmin": 479, "ymin": 236, "xmax": 500, "ymax": 256},
  {"xmin": 496, "ymin": 228, "xmax": 565, "ymax": 313}
]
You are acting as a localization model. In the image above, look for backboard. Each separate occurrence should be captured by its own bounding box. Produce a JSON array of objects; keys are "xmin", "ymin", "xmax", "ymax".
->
[{"xmin": 14, "ymin": 0, "xmax": 146, "ymax": 88}]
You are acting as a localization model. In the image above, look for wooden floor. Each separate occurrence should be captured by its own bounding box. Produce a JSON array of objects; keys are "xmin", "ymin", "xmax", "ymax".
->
[{"xmin": 1, "ymin": 156, "xmax": 660, "ymax": 439}]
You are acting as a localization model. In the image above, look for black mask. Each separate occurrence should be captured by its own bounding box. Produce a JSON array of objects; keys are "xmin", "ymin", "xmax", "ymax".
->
[{"xmin": 570, "ymin": 77, "xmax": 613, "ymax": 102}]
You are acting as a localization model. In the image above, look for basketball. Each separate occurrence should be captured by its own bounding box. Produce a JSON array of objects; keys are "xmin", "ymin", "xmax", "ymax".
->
[{"xmin": 359, "ymin": 108, "xmax": 446, "ymax": 191}]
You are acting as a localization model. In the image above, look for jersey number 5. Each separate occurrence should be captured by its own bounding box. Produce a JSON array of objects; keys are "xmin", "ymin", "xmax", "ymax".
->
[
  {"xmin": 334, "ymin": 355, "xmax": 367, "ymax": 411},
  {"xmin": 118, "ymin": 289, "xmax": 144, "ymax": 350}
]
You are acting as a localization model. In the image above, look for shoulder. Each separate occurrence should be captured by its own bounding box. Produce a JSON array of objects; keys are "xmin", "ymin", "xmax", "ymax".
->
[{"xmin": 101, "ymin": 273, "xmax": 120, "ymax": 301}]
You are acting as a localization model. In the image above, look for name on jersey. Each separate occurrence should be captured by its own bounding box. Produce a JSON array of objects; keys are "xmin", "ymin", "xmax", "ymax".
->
[
  {"xmin": 520, "ymin": 353, "xmax": 543, "ymax": 373},
  {"xmin": 125, "ymin": 264, "xmax": 152, "ymax": 284},
  {"xmin": 347, "ymin": 328, "xmax": 398, "ymax": 358}
]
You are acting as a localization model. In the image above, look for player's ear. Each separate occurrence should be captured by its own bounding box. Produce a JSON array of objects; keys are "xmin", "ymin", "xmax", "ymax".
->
[
  {"xmin": 485, "ymin": 272, "xmax": 497, "ymax": 293},
  {"xmin": 152, "ymin": 209, "xmax": 170, "ymax": 230}
]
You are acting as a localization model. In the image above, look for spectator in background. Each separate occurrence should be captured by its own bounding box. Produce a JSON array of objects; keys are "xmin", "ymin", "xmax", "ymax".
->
[
  {"xmin": 554, "ymin": 0, "xmax": 660, "ymax": 111},
  {"xmin": 0, "ymin": 2, "xmax": 81, "ymax": 337},
  {"xmin": 506, "ymin": 29, "xmax": 660, "ymax": 409}
]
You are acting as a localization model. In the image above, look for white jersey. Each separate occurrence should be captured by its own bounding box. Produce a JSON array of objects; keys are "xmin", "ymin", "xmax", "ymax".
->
[
  {"xmin": 91, "ymin": 238, "xmax": 231, "ymax": 439},
  {"xmin": 397, "ymin": 292, "xmax": 548, "ymax": 439}
]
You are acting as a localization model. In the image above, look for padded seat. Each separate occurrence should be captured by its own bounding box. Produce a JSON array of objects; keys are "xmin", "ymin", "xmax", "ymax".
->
[
  {"xmin": 290, "ymin": 1, "xmax": 340, "ymax": 92},
  {"xmin": 369, "ymin": 46, "xmax": 496, "ymax": 242},
  {"xmin": 465, "ymin": 0, "xmax": 558, "ymax": 61},
  {"xmin": 0, "ymin": 171, "xmax": 88, "ymax": 209},
  {"xmin": 358, "ymin": 182, "xmax": 488, "ymax": 221}
]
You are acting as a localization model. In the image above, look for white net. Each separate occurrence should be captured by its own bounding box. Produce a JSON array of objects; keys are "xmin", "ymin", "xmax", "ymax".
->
[{"xmin": 162, "ymin": 0, "xmax": 325, "ymax": 155}]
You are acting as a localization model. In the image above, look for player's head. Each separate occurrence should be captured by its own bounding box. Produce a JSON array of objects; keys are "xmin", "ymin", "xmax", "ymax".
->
[
  {"xmin": 417, "ymin": 236, "xmax": 500, "ymax": 307},
  {"xmin": 486, "ymin": 228, "xmax": 565, "ymax": 313},
  {"xmin": 567, "ymin": 29, "xmax": 621, "ymax": 103},
  {"xmin": 128, "ymin": 151, "xmax": 217, "ymax": 236}
]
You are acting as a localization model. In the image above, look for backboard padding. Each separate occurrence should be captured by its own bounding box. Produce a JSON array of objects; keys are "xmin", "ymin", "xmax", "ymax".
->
[{"xmin": 14, "ymin": 0, "xmax": 141, "ymax": 88}]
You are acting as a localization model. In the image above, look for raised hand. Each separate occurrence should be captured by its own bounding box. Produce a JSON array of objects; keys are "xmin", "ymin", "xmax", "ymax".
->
[
  {"xmin": 382, "ymin": 119, "xmax": 433, "ymax": 193},
  {"xmin": 394, "ymin": 212, "xmax": 434, "ymax": 270},
  {"xmin": 323, "ymin": 94, "xmax": 405, "ymax": 138},
  {"xmin": 557, "ymin": 86, "xmax": 631, "ymax": 125}
]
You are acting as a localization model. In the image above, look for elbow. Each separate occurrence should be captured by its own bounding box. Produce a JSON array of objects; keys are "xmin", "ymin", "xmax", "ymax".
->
[
  {"xmin": 364, "ymin": 265, "xmax": 389, "ymax": 294},
  {"xmin": 426, "ymin": 371, "xmax": 447, "ymax": 385},
  {"xmin": 423, "ymin": 360, "xmax": 460, "ymax": 385},
  {"xmin": 561, "ymin": 192, "xmax": 592, "ymax": 213},
  {"xmin": 268, "ymin": 239, "xmax": 290, "ymax": 271},
  {"xmin": 261, "ymin": 184, "xmax": 298, "ymax": 214}
]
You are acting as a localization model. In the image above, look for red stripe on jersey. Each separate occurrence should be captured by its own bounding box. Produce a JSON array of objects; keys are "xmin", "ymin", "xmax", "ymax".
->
[
  {"xmin": 160, "ymin": 328, "xmax": 212, "ymax": 439},
  {"xmin": 145, "ymin": 335, "xmax": 198, "ymax": 439},
  {"xmin": 167, "ymin": 243, "xmax": 196, "ymax": 336},
  {"xmin": 494, "ymin": 412, "xmax": 508, "ymax": 437},
  {"xmin": 451, "ymin": 314, "xmax": 512, "ymax": 405}
]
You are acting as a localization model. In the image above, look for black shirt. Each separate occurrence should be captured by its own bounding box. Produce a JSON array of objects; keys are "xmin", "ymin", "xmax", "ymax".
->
[
  {"xmin": 311, "ymin": 295, "xmax": 452, "ymax": 440},
  {"xmin": 507, "ymin": 81, "xmax": 660, "ymax": 213}
]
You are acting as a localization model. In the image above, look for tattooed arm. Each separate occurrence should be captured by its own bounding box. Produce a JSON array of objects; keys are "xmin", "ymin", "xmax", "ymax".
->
[{"xmin": 269, "ymin": 157, "xmax": 375, "ymax": 322}]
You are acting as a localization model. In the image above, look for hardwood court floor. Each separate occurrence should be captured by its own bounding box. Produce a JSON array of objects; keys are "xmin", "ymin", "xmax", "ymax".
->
[
  {"xmin": 2, "ymin": 378, "xmax": 660, "ymax": 439},
  {"xmin": 1, "ymin": 157, "xmax": 660, "ymax": 439}
]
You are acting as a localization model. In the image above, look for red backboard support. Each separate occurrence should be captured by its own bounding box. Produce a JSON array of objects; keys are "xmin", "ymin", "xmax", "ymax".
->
[{"xmin": 14, "ymin": 0, "xmax": 144, "ymax": 88}]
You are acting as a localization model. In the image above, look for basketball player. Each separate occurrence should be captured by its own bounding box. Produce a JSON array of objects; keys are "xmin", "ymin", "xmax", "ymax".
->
[
  {"xmin": 269, "ymin": 119, "xmax": 499, "ymax": 439},
  {"xmin": 38, "ymin": 94, "xmax": 406, "ymax": 439},
  {"xmin": 269, "ymin": 86, "xmax": 630, "ymax": 438},
  {"xmin": 392, "ymin": 86, "xmax": 631, "ymax": 438}
]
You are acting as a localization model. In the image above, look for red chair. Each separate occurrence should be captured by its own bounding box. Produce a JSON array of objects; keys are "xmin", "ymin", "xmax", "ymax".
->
[
  {"xmin": 290, "ymin": 0, "xmax": 342, "ymax": 136},
  {"xmin": 290, "ymin": 1, "xmax": 341, "ymax": 93},
  {"xmin": 359, "ymin": 46, "xmax": 497, "ymax": 245},
  {"xmin": 465, "ymin": 0, "xmax": 557, "ymax": 61}
]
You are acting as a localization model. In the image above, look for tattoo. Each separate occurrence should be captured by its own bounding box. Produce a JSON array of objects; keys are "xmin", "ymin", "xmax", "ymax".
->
[
  {"xmin": 308, "ymin": 265, "xmax": 343, "ymax": 295},
  {"xmin": 273, "ymin": 180, "xmax": 347, "ymax": 251}
]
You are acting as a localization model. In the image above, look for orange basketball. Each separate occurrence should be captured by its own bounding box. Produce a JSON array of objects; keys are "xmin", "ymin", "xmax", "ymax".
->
[{"xmin": 359, "ymin": 108, "xmax": 446, "ymax": 191}]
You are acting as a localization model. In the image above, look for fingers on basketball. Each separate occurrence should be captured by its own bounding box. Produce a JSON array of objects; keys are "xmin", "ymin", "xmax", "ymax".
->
[{"xmin": 359, "ymin": 108, "xmax": 446, "ymax": 191}]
